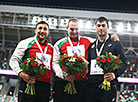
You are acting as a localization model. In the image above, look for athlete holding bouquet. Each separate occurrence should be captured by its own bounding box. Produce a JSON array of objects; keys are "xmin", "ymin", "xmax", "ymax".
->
[
  {"xmin": 9, "ymin": 21, "xmax": 53, "ymax": 102},
  {"xmin": 86, "ymin": 16, "xmax": 127, "ymax": 102}
]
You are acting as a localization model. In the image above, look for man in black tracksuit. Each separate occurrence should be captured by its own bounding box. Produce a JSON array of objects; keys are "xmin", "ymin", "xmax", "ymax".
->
[{"xmin": 85, "ymin": 16, "xmax": 127, "ymax": 102}]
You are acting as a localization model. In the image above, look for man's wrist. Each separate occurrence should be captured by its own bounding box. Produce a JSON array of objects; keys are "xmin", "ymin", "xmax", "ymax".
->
[{"xmin": 18, "ymin": 71, "xmax": 23, "ymax": 77}]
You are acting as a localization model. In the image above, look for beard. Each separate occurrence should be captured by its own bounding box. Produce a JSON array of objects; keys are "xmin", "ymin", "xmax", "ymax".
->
[
  {"xmin": 37, "ymin": 35, "xmax": 46, "ymax": 41},
  {"xmin": 39, "ymin": 38, "xmax": 45, "ymax": 41},
  {"xmin": 98, "ymin": 34, "xmax": 106, "ymax": 37},
  {"xmin": 69, "ymin": 33, "xmax": 79, "ymax": 41},
  {"xmin": 98, "ymin": 31, "xmax": 107, "ymax": 37},
  {"xmin": 37, "ymin": 32, "xmax": 47, "ymax": 41}
]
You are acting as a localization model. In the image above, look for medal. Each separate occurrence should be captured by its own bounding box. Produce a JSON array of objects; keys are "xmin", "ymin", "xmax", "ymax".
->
[
  {"xmin": 41, "ymin": 55, "xmax": 45, "ymax": 61},
  {"xmin": 68, "ymin": 36, "xmax": 80, "ymax": 55}
]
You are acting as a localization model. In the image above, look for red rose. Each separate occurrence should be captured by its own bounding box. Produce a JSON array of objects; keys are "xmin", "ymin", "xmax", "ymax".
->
[
  {"xmin": 101, "ymin": 59, "xmax": 106, "ymax": 63},
  {"xmin": 62, "ymin": 67, "xmax": 67, "ymax": 72},
  {"xmin": 79, "ymin": 58, "xmax": 84, "ymax": 61},
  {"xmin": 65, "ymin": 56, "xmax": 68, "ymax": 59},
  {"xmin": 30, "ymin": 57, "xmax": 33, "ymax": 61},
  {"xmin": 23, "ymin": 61, "xmax": 27, "ymax": 64},
  {"xmin": 61, "ymin": 58, "xmax": 65, "ymax": 61},
  {"xmin": 76, "ymin": 58, "xmax": 79, "ymax": 61},
  {"xmin": 107, "ymin": 58, "xmax": 112, "ymax": 62},
  {"xmin": 115, "ymin": 59, "xmax": 119, "ymax": 63},
  {"xmin": 31, "ymin": 62, "xmax": 37, "ymax": 67}
]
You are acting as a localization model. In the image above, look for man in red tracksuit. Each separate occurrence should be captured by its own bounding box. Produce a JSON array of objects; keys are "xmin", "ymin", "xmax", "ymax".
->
[
  {"xmin": 52, "ymin": 18, "xmax": 95, "ymax": 102},
  {"xmin": 9, "ymin": 21, "xmax": 53, "ymax": 102}
]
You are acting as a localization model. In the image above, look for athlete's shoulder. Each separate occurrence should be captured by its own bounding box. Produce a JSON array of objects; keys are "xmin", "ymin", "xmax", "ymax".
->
[
  {"xmin": 48, "ymin": 43, "xmax": 53, "ymax": 48},
  {"xmin": 18, "ymin": 37, "xmax": 34, "ymax": 47},
  {"xmin": 54, "ymin": 37, "xmax": 67, "ymax": 45},
  {"xmin": 80, "ymin": 36, "xmax": 96, "ymax": 43}
]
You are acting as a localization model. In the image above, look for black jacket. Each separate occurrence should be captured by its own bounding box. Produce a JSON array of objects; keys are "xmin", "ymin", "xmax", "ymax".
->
[{"xmin": 87, "ymin": 35, "xmax": 127, "ymax": 86}]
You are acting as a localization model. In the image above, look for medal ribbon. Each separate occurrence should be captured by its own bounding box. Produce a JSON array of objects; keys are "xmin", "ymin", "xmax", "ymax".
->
[
  {"xmin": 34, "ymin": 36, "xmax": 48, "ymax": 58},
  {"xmin": 68, "ymin": 36, "xmax": 80, "ymax": 47},
  {"xmin": 96, "ymin": 34, "xmax": 109, "ymax": 57}
]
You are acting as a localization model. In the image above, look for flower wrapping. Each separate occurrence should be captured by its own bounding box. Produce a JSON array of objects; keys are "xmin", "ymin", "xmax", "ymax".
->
[
  {"xmin": 20, "ymin": 56, "xmax": 48, "ymax": 95},
  {"xmin": 96, "ymin": 52, "xmax": 123, "ymax": 91},
  {"xmin": 58, "ymin": 53, "xmax": 88, "ymax": 95}
]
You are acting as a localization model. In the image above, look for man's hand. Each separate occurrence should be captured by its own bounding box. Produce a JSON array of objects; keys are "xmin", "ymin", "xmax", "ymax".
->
[
  {"xmin": 111, "ymin": 34, "xmax": 119, "ymax": 41},
  {"xmin": 65, "ymin": 74, "xmax": 75, "ymax": 82},
  {"xmin": 104, "ymin": 72, "xmax": 115, "ymax": 82},
  {"xmin": 19, "ymin": 72, "xmax": 35, "ymax": 84}
]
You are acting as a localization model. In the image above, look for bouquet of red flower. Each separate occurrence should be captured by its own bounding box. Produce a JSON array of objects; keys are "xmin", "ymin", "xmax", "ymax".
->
[
  {"xmin": 58, "ymin": 53, "xmax": 88, "ymax": 95},
  {"xmin": 20, "ymin": 56, "xmax": 47, "ymax": 95},
  {"xmin": 96, "ymin": 52, "xmax": 123, "ymax": 91}
]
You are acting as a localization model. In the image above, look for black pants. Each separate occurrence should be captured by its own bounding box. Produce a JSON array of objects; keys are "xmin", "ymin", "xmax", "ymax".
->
[
  {"xmin": 18, "ymin": 79, "xmax": 50, "ymax": 102},
  {"xmin": 53, "ymin": 80, "xmax": 87, "ymax": 102},
  {"xmin": 85, "ymin": 75, "xmax": 117, "ymax": 102}
]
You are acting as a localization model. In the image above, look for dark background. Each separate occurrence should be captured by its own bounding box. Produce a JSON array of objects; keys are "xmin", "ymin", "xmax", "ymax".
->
[{"xmin": 0, "ymin": 0, "xmax": 138, "ymax": 13}]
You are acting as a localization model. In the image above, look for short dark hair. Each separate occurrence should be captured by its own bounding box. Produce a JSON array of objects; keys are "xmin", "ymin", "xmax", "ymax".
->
[
  {"xmin": 67, "ymin": 18, "xmax": 79, "ymax": 27},
  {"xmin": 95, "ymin": 16, "xmax": 109, "ymax": 27},
  {"xmin": 35, "ymin": 21, "xmax": 49, "ymax": 29}
]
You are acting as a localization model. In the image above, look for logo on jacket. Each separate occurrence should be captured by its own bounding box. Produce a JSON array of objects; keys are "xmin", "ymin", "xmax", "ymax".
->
[
  {"xmin": 91, "ymin": 44, "xmax": 95, "ymax": 48},
  {"xmin": 108, "ymin": 44, "xmax": 112, "ymax": 47}
]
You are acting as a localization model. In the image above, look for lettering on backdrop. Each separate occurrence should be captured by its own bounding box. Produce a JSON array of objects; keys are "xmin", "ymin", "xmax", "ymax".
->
[{"xmin": 32, "ymin": 16, "xmax": 57, "ymax": 26}]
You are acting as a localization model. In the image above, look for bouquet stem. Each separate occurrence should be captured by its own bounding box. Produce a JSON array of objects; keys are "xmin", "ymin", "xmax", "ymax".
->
[
  {"xmin": 64, "ymin": 82, "xmax": 77, "ymax": 95},
  {"xmin": 25, "ymin": 83, "xmax": 35, "ymax": 95},
  {"xmin": 99, "ymin": 79, "xmax": 111, "ymax": 91}
]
